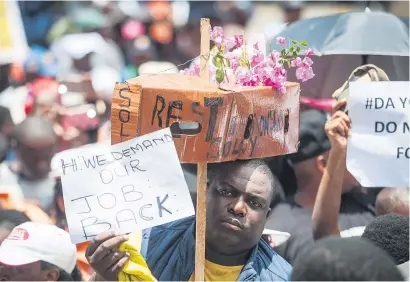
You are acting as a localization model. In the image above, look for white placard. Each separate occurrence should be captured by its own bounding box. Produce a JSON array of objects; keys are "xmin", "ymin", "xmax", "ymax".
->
[
  {"xmin": 59, "ymin": 128, "xmax": 195, "ymax": 243},
  {"xmin": 347, "ymin": 81, "xmax": 410, "ymax": 188},
  {"xmin": 0, "ymin": 0, "xmax": 28, "ymax": 64}
]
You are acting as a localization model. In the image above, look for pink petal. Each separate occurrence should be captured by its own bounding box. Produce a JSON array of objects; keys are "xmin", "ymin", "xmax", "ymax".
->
[
  {"xmin": 291, "ymin": 57, "xmax": 302, "ymax": 67},
  {"xmin": 302, "ymin": 57, "xmax": 313, "ymax": 66},
  {"xmin": 234, "ymin": 35, "xmax": 244, "ymax": 48},
  {"xmin": 305, "ymin": 48, "xmax": 314, "ymax": 57},
  {"xmin": 276, "ymin": 36, "xmax": 286, "ymax": 46}
]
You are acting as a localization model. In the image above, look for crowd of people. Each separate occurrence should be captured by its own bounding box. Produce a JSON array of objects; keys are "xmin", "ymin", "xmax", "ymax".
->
[{"xmin": 0, "ymin": 1, "xmax": 408, "ymax": 281}]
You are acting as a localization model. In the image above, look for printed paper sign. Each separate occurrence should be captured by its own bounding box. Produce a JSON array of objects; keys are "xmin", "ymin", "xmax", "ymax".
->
[
  {"xmin": 347, "ymin": 81, "xmax": 410, "ymax": 188},
  {"xmin": 59, "ymin": 128, "xmax": 195, "ymax": 243}
]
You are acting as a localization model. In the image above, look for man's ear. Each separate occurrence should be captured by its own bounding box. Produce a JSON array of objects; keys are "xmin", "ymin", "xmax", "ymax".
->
[
  {"xmin": 266, "ymin": 207, "xmax": 272, "ymax": 218},
  {"xmin": 44, "ymin": 268, "xmax": 59, "ymax": 281},
  {"xmin": 316, "ymin": 154, "xmax": 327, "ymax": 174}
]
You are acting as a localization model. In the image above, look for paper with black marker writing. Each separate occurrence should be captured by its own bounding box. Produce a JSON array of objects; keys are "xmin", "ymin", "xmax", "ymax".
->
[{"xmin": 59, "ymin": 128, "xmax": 195, "ymax": 243}]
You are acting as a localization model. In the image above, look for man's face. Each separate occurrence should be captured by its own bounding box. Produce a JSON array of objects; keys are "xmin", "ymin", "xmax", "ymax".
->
[
  {"xmin": 206, "ymin": 164, "xmax": 273, "ymax": 255},
  {"xmin": 0, "ymin": 261, "xmax": 46, "ymax": 281},
  {"xmin": 17, "ymin": 137, "xmax": 56, "ymax": 180}
]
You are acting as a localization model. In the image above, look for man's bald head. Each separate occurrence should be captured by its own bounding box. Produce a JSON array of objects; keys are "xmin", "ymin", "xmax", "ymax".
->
[
  {"xmin": 14, "ymin": 116, "xmax": 56, "ymax": 180},
  {"xmin": 376, "ymin": 187, "xmax": 409, "ymax": 216},
  {"xmin": 14, "ymin": 116, "xmax": 55, "ymax": 145}
]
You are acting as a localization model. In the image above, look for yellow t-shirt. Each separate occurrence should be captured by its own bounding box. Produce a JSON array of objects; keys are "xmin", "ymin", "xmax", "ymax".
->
[
  {"xmin": 121, "ymin": 232, "xmax": 243, "ymax": 281},
  {"xmin": 188, "ymin": 260, "xmax": 243, "ymax": 281}
]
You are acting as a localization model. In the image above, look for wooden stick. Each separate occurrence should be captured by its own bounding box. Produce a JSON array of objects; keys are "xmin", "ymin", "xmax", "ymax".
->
[{"xmin": 194, "ymin": 18, "xmax": 210, "ymax": 282}]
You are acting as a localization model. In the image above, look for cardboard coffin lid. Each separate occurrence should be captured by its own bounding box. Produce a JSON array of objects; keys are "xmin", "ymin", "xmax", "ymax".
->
[{"xmin": 111, "ymin": 74, "xmax": 300, "ymax": 163}]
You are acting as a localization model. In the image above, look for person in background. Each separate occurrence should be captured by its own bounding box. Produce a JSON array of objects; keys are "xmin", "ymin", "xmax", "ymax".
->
[
  {"xmin": 375, "ymin": 187, "xmax": 409, "ymax": 216},
  {"xmin": 0, "ymin": 64, "xmax": 28, "ymax": 125},
  {"xmin": 86, "ymin": 159, "xmax": 291, "ymax": 281},
  {"xmin": 0, "ymin": 107, "xmax": 15, "ymax": 162},
  {"xmin": 50, "ymin": 178, "xmax": 94, "ymax": 280},
  {"xmin": 265, "ymin": 109, "xmax": 375, "ymax": 264},
  {"xmin": 0, "ymin": 106, "xmax": 14, "ymax": 143},
  {"xmin": 0, "ymin": 222, "xmax": 82, "ymax": 281},
  {"xmin": 0, "ymin": 210, "xmax": 30, "ymax": 243},
  {"xmin": 264, "ymin": 1, "xmax": 304, "ymax": 46},
  {"xmin": 310, "ymin": 100, "xmax": 409, "ymax": 278},
  {"xmin": 362, "ymin": 214, "xmax": 409, "ymax": 265},
  {"xmin": 291, "ymin": 236, "xmax": 404, "ymax": 281},
  {"xmin": 0, "ymin": 117, "xmax": 57, "ymax": 212}
]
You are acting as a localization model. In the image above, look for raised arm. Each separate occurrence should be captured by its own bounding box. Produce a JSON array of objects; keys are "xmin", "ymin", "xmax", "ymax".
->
[{"xmin": 312, "ymin": 100, "xmax": 351, "ymax": 240}]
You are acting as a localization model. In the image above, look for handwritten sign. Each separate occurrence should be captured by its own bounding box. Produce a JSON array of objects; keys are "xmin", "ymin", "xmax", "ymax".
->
[
  {"xmin": 347, "ymin": 81, "xmax": 410, "ymax": 188},
  {"xmin": 111, "ymin": 74, "xmax": 300, "ymax": 162},
  {"xmin": 59, "ymin": 128, "xmax": 195, "ymax": 243}
]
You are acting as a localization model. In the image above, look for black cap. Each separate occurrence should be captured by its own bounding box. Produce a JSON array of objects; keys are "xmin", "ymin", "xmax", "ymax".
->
[{"xmin": 288, "ymin": 109, "xmax": 331, "ymax": 164}]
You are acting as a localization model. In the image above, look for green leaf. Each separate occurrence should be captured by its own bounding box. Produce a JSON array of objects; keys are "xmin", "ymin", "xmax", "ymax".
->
[
  {"xmin": 223, "ymin": 58, "xmax": 231, "ymax": 68},
  {"xmin": 289, "ymin": 46, "xmax": 294, "ymax": 53},
  {"xmin": 287, "ymin": 60, "xmax": 291, "ymax": 68},
  {"xmin": 281, "ymin": 49, "xmax": 286, "ymax": 57},
  {"xmin": 292, "ymin": 51, "xmax": 298, "ymax": 57},
  {"xmin": 300, "ymin": 40, "xmax": 308, "ymax": 46},
  {"xmin": 291, "ymin": 39, "xmax": 298, "ymax": 44},
  {"xmin": 216, "ymin": 68, "xmax": 225, "ymax": 83},
  {"xmin": 296, "ymin": 46, "xmax": 301, "ymax": 52},
  {"xmin": 212, "ymin": 56, "xmax": 223, "ymax": 68}
]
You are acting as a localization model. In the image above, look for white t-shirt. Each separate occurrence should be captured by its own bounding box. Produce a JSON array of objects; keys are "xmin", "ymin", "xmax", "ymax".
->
[{"xmin": 0, "ymin": 86, "xmax": 28, "ymax": 124}]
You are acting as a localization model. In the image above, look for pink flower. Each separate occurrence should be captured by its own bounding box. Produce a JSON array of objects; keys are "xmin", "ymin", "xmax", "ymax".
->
[
  {"xmin": 302, "ymin": 56, "xmax": 313, "ymax": 66},
  {"xmin": 253, "ymin": 42, "xmax": 260, "ymax": 51},
  {"xmin": 223, "ymin": 37, "xmax": 236, "ymax": 51},
  {"xmin": 180, "ymin": 62, "xmax": 201, "ymax": 76},
  {"xmin": 268, "ymin": 51, "xmax": 281, "ymax": 66},
  {"xmin": 234, "ymin": 35, "xmax": 244, "ymax": 48},
  {"xmin": 279, "ymin": 85, "xmax": 287, "ymax": 94},
  {"xmin": 290, "ymin": 57, "xmax": 302, "ymax": 67},
  {"xmin": 210, "ymin": 26, "xmax": 224, "ymax": 46},
  {"xmin": 296, "ymin": 65, "xmax": 315, "ymax": 82},
  {"xmin": 230, "ymin": 57, "xmax": 239, "ymax": 71},
  {"xmin": 250, "ymin": 45, "xmax": 264, "ymax": 68},
  {"xmin": 305, "ymin": 48, "xmax": 314, "ymax": 57},
  {"xmin": 276, "ymin": 36, "xmax": 286, "ymax": 46},
  {"xmin": 235, "ymin": 67, "xmax": 252, "ymax": 86}
]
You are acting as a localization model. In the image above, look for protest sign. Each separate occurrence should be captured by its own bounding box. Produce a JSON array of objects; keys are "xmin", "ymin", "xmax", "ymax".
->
[
  {"xmin": 347, "ymin": 81, "xmax": 410, "ymax": 188},
  {"xmin": 0, "ymin": 0, "xmax": 28, "ymax": 64},
  {"xmin": 59, "ymin": 128, "xmax": 195, "ymax": 243},
  {"xmin": 111, "ymin": 74, "xmax": 300, "ymax": 163}
]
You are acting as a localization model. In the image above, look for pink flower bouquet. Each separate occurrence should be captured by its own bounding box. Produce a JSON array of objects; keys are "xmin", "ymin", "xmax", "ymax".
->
[{"xmin": 181, "ymin": 26, "xmax": 315, "ymax": 94}]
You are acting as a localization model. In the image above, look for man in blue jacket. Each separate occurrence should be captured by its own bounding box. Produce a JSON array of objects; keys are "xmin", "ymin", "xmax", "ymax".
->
[{"xmin": 86, "ymin": 159, "xmax": 292, "ymax": 281}]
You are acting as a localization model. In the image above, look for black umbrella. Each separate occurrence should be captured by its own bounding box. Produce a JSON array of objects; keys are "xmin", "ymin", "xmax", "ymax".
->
[{"xmin": 267, "ymin": 11, "xmax": 409, "ymax": 98}]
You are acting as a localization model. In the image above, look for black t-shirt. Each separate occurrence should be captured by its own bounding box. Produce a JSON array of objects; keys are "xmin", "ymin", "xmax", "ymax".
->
[{"xmin": 265, "ymin": 191, "xmax": 376, "ymax": 265}]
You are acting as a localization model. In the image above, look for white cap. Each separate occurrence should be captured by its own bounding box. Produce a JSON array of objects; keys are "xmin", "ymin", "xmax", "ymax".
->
[
  {"xmin": 0, "ymin": 222, "xmax": 77, "ymax": 273},
  {"xmin": 59, "ymin": 33, "xmax": 106, "ymax": 60}
]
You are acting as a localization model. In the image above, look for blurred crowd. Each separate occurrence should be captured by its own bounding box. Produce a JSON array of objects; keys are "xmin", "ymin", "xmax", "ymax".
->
[{"xmin": 0, "ymin": 1, "xmax": 408, "ymax": 281}]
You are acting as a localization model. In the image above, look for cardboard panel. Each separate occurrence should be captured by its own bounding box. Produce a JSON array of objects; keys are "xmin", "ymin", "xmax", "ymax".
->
[{"xmin": 111, "ymin": 74, "xmax": 300, "ymax": 163}]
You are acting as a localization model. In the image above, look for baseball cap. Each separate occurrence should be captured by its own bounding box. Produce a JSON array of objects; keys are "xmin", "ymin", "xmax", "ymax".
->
[
  {"xmin": 0, "ymin": 222, "xmax": 77, "ymax": 273},
  {"xmin": 332, "ymin": 64, "xmax": 390, "ymax": 103},
  {"xmin": 288, "ymin": 109, "xmax": 331, "ymax": 164}
]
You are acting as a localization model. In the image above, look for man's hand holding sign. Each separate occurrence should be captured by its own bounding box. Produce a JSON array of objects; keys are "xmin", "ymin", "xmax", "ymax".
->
[{"xmin": 312, "ymin": 65, "xmax": 409, "ymax": 242}]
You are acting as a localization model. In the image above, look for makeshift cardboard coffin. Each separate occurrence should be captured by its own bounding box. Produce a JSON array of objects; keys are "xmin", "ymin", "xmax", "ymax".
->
[{"xmin": 111, "ymin": 74, "xmax": 300, "ymax": 163}]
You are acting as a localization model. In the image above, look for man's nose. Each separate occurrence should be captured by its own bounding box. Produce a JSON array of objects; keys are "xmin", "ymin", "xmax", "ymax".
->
[{"xmin": 229, "ymin": 197, "xmax": 247, "ymax": 217}]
